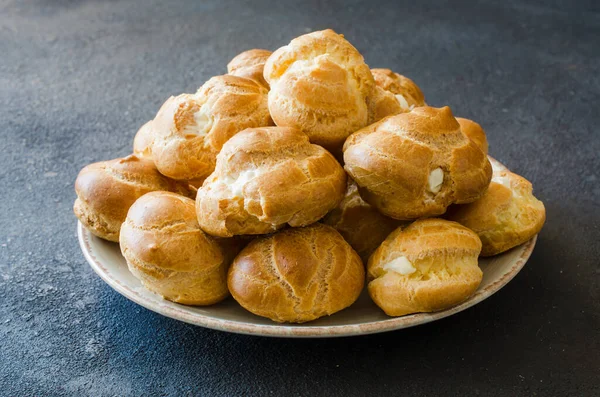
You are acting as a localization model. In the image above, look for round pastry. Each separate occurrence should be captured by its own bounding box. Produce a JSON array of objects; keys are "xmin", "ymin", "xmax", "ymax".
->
[
  {"xmin": 228, "ymin": 223, "xmax": 365, "ymax": 323},
  {"xmin": 227, "ymin": 49, "xmax": 272, "ymax": 88},
  {"xmin": 323, "ymin": 178, "xmax": 404, "ymax": 263},
  {"xmin": 73, "ymin": 155, "xmax": 194, "ymax": 242},
  {"xmin": 368, "ymin": 218, "xmax": 483, "ymax": 317},
  {"xmin": 120, "ymin": 191, "xmax": 241, "ymax": 305},
  {"xmin": 263, "ymin": 29, "xmax": 374, "ymax": 151},
  {"xmin": 151, "ymin": 75, "xmax": 273, "ymax": 184},
  {"xmin": 456, "ymin": 117, "xmax": 489, "ymax": 155},
  {"xmin": 367, "ymin": 86, "xmax": 403, "ymax": 124},
  {"xmin": 371, "ymin": 68, "xmax": 426, "ymax": 111},
  {"xmin": 133, "ymin": 120, "xmax": 154, "ymax": 158},
  {"xmin": 196, "ymin": 126, "xmax": 347, "ymax": 237},
  {"xmin": 446, "ymin": 170, "xmax": 545, "ymax": 256},
  {"xmin": 343, "ymin": 106, "xmax": 492, "ymax": 220}
]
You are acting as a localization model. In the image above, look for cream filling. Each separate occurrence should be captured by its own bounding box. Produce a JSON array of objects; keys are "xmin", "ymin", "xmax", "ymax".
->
[
  {"xmin": 492, "ymin": 174, "xmax": 520, "ymax": 197},
  {"xmin": 395, "ymin": 94, "xmax": 414, "ymax": 111},
  {"xmin": 427, "ymin": 168, "xmax": 444, "ymax": 194},
  {"xmin": 223, "ymin": 169, "xmax": 260, "ymax": 197},
  {"xmin": 182, "ymin": 103, "xmax": 213, "ymax": 137},
  {"xmin": 383, "ymin": 256, "xmax": 416, "ymax": 275}
]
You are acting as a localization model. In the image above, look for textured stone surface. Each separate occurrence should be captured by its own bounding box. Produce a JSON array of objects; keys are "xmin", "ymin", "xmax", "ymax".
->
[{"xmin": 1, "ymin": 0, "xmax": 599, "ymax": 395}]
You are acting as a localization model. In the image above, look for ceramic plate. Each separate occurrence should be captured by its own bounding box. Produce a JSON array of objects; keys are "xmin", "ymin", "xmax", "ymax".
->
[{"xmin": 77, "ymin": 157, "xmax": 537, "ymax": 337}]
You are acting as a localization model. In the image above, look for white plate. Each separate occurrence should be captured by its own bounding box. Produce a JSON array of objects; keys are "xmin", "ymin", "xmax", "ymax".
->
[{"xmin": 77, "ymin": 157, "xmax": 537, "ymax": 337}]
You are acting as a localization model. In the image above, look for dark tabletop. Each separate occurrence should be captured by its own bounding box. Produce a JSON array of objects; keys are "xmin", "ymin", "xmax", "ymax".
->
[{"xmin": 1, "ymin": 0, "xmax": 599, "ymax": 396}]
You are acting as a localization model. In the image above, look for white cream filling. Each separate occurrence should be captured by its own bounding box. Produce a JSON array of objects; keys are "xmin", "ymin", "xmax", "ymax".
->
[
  {"xmin": 395, "ymin": 94, "xmax": 414, "ymax": 111},
  {"xmin": 492, "ymin": 174, "xmax": 520, "ymax": 197},
  {"xmin": 427, "ymin": 168, "xmax": 444, "ymax": 194},
  {"xmin": 223, "ymin": 169, "xmax": 260, "ymax": 197},
  {"xmin": 383, "ymin": 256, "xmax": 416, "ymax": 275},
  {"xmin": 182, "ymin": 103, "xmax": 213, "ymax": 137}
]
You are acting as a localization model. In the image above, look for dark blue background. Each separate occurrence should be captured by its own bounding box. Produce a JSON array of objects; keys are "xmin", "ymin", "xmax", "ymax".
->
[{"xmin": 1, "ymin": 0, "xmax": 598, "ymax": 395}]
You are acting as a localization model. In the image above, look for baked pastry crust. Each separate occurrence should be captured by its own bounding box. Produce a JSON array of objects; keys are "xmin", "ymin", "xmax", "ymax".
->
[
  {"xmin": 367, "ymin": 86, "xmax": 403, "ymax": 125},
  {"xmin": 456, "ymin": 117, "xmax": 489, "ymax": 155},
  {"xmin": 323, "ymin": 178, "xmax": 403, "ymax": 263},
  {"xmin": 227, "ymin": 223, "xmax": 365, "ymax": 323},
  {"xmin": 371, "ymin": 68, "xmax": 426, "ymax": 111},
  {"xmin": 264, "ymin": 29, "xmax": 374, "ymax": 151},
  {"xmin": 368, "ymin": 218, "xmax": 483, "ymax": 317},
  {"xmin": 227, "ymin": 49, "xmax": 272, "ymax": 88},
  {"xmin": 73, "ymin": 155, "xmax": 194, "ymax": 242},
  {"xmin": 133, "ymin": 120, "xmax": 154, "ymax": 158},
  {"xmin": 196, "ymin": 126, "xmax": 347, "ymax": 237},
  {"xmin": 446, "ymin": 170, "xmax": 545, "ymax": 256},
  {"xmin": 120, "ymin": 191, "xmax": 240, "ymax": 305},
  {"xmin": 151, "ymin": 75, "xmax": 273, "ymax": 183},
  {"xmin": 343, "ymin": 106, "xmax": 492, "ymax": 220}
]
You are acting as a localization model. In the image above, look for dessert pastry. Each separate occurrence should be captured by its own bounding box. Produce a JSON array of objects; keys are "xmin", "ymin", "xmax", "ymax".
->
[
  {"xmin": 120, "ymin": 191, "xmax": 240, "ymax": 305},
  {"xmin": 264, "ymin": 29, "xmax": 374, "ymax": 151},
  {"xmin": 227, "ymin": 49, "xmax": 272, "ymax": 88},
  {"xmin": 323, "ymin": 178, "xmax": 404, "ymax": 263},
  {"xmin": 133, "ymin": 120, "xmax": 154, "ymax": 158},
  {"xmin": 456, "ymin": 117, "xmax": 489, "ymax": 155},
  {"xmin": 73, "ymin": 155, "xmax": 194, "ymax": 242},
  {"xmin": 151, "ymin": 75, "xmax": 273, "ymax": 184},
  {"xmin": 368, "ymin": 218, "xmax": 483, "ymax": 317},
  {"xmin": 227, "ymin": 223, "xmax": 365, "ymax": 323},
  {"xmin": 343, "ymin": 106, "xmax": 492, "ymax": 220},
  {"xmin": 196, "ymin": 126, "xmax": 346, "ymax": 237},
  {"xmin": 367, "ymin": 86, "xmax": 403, "ymax": 124},
  {"xmin": 371, "ymin": 68, "xmax": 426, "ymax": 111},
  {"xmin": 446, "ymin": 170, "xmax": 545, "ymax": 256}
]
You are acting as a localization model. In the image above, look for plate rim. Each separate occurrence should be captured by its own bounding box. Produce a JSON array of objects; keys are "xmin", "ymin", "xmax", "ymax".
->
[{"xmin": 77, "ymin": 156, "xmax": 537, "ymax": 338}]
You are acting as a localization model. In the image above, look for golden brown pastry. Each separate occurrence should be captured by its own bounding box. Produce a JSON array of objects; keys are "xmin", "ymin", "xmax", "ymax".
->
[
  {"xmin": 196, "ymin": 126, "xmax": 346, "ymax": 237},
  {"xmin": 120, "ymin": 191, "xmax": 241, "ymax": 305},
  {"xmin": 227, "ymin": 49, "xmax": 272, "ymax": 88},
  {"xmin": 133, "ymin": 120, "xmax": 154, "ymax": 158},
  {"xmin": 151, "ymin": 75, "xmax": 273, "ymax": 184},
  {"xmin": 367, "ymin": 86, "xmax": 403, "ymax": 124},
  {"xmin": 371, "ymin": 68, "xmax": 426, "ymax": 111},
  {"xmin": 228, "ymin": 223, "xmax": 365, "ymax": 323},
  {"xmin": 446, "ymin": 170, "xmax": 545, "ymax": 256},
  {"xmin": 73, "ymin": 155, "xmax": 194, "ymax": 242},
  {"xmin": 264, "ymin": 29, "xmax": 374, "ymax": 151},
  {"xmin": 368, "ymin": 218, "xmax": 483, "ymax": 317},
  {"xmin": 343, "ymin": 106, "xmax": 492, "ymax": 220},
  {"xmin": 323, "ymin": 178, "xmax": 404, "ymax": 263},
  {"xmin": 456, "ymin": 117, "xmax": 489, "ymax": 155}
]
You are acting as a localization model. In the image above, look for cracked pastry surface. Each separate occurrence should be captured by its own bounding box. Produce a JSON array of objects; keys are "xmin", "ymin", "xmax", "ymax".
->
[
  {"xmin": 151, "ymin": 75, "xmax": 273, "ymax": 184},
  {"xmin": 196, "ymin": 126, "xmax": 347, "ymax": 237},
  {"xmin": 368, "ymin": 218, "xmax": 483, "ymax": 317},
  {"xmin": 456, "ymin": 117, "xmax": 489, "ymax": 155},
  {"xmin": 120, "ymin": 191, "xmax": 241, "ymax": 305},
  {"xmin": 264, "ymin": 29, "xmax": 375, "ymax": 152},
  {"xmin": 371, "ymin": 68, "xmax": 426, "ymax": 112},
  {"xmin": 227, "ymin": 49, "xmax": 272, "ymax": 88},
  {"xmin": 227, "ymin": 223, "xmax": 364, "ymax": 323},
  {"xmin": 343, "ymin": 106, "xmax": 492, "ymax": 220},
  {"xmin": 73, "ymin": 155, "xmax": 195, "ymax": 242},
  {"xmin": 446, "ymin": 170, "xmax": 545, "ymax": 256}
]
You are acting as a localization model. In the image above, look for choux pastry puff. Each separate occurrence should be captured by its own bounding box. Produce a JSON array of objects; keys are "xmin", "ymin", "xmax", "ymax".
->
[
  {"xmin": 264, "ymin": 29, "xmax": 374, "ymax": 152},
  {"xmin": 74, "ymin": 155, "xmax": 194, "ymax": 242},
  {"xmin": 120, "ymin": 191, "xmax": 242, "ymax": 305},
  {"xmin": 371, "ymin": 68, "xmax": 427, "ymax": 112},
  {"xmin": 323, "ymin": 178, "xmax": 403, "ymax": 263},
  {"xmin": 446, "ymin": 170, "xmax": 545, "ymax": 256},
  {"xmin": 227, "ymin": 49, "xmax": 272, "ymax": 88},
  {"xmin": 227, "ymin": 223, "xmax": 365, "ymax": 323},
  {"xmin": 151, "ymin": 74, "xmax": 273, "ymax": 184},
  {"xmin": 344, "ymin": 106, "xmax": 492, "ymax": 220},
  {"xmin": 133, "ymin": 120, "xmax": 154, "ymax": 158},
  {"xmin": 368, "ymin": 218, "xmax": 483, "ymax": 316},
  {"xmin": 196, "ymin": 126, "xmax": 346, "ymax": 237}
]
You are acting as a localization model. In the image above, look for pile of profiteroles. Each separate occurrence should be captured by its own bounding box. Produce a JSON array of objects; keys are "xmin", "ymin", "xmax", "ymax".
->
[{"xmin": 74, "ymin": 29, "xmax": 545, "ymax": 323}]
